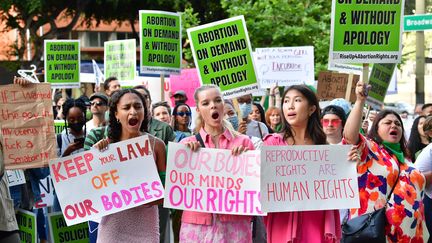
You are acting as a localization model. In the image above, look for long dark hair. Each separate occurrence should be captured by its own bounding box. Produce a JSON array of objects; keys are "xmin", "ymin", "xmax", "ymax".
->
[
  {"xmin": 108, "ymin": 89, "xmax": 149, "ymax": 143},
  {"xmin": 407, "ymin": 115, "xmax": 427, "ymax": 161},
  {"xmin": 62, "ymin": 98, "xmax": 87, "ymax": 136},
  {"xmin": 367, "ymin": 109, "xmax": 410, "ymax": 158},
  {"xmin": 280, "ymin": 85, "xmax": 326, "ymax": 145},
  {"xmin": 172, "ymin": 103, "xmax": 192, "ymax": 132},
  {"xmin": 253, "ymin": 102, "xmax": 274, "ymax": 133}
]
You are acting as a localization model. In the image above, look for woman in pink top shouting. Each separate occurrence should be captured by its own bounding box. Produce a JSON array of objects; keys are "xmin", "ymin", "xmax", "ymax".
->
[
  {"xmin": 179, "ymin": 85, "xmax": 255, "ymax": 243},
  {"xmin": 263, "ymin": 85, "xmax": 341, "ymax": 243}
]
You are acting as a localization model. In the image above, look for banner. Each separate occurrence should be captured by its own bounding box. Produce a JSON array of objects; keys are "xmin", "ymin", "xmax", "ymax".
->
[
  {"xmin": 104, "ymin": 39, "xmax": 136, "ymax": 83},
  {"xmin": 260, "ymin": 145, "xmax": 359, "ymax": 212},
  {"xmin": 329, "ymin": 0, "xmax": 404, "ymax": 63},
  {"xmin": 169, "ymin": 68, "xmax": 201, "ymax": 107},
  {"xmin": 164, "ymin": 142, "xmax": 263, "ymax": 215},
  {"xmin": 139, "ymin": 10, "xmax": 182, "ymax": 75},
  {"xmin": 317, "ymin": 71, "xmax": 358, "ymax": 102},
  {"xmin": 16, "ymin": 209, "xmax": 37, "ymax": 243},
  {"xmin": 6, "ymin": 169, "xmax": 26, "ymax": 186},
  {"xmin": 366, "ymin": 63, "xmax": 397, "ymax": 109},
  {"xmin": 255, "ymin": 47, "xmax": 315, "ymax": 88},
  {"xmin": 49, "ymin": 135, "xmax": 163, "ymax": 225},
  {"xmin": 48, "ymin": 212, "xmax": 90, "ymax": 243},
  {"xmin": 44, "ymin": 40, "xmax": 80, "ymax": 88},
  {"xmin": 187, "ymin": 16, "xmax": 259, "ymax": 99},
  {"xmin": 0, "ymin": 83, "xmax": 56, "ymax": 169},
  {"xmin": 35, "ymin": 175, "xmax": 55, "ymax": 208}
]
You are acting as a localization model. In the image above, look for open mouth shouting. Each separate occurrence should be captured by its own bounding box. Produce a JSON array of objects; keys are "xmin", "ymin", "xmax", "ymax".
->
[
  {"xmin": 128, "ymin": 117, "xmax": 140, "ymax": 128},
  {"xmin": 211, "ymin": 111, "xmax": 220, "ymax": 120}
]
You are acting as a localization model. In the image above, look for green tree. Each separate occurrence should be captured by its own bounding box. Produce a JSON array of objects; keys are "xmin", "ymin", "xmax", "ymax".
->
[{"xmin": 221, "ymin": 0, "xmax": 331, "ymax": 74}]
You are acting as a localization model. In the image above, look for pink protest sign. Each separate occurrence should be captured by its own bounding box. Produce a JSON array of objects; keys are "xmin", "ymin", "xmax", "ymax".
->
[
  {"xmin": 164, "ymin": 142, "xmax": 264, "ymax": 215},
  {"xmin": 49, "ymin": 135, "xmax": 163, "ymax": 226},
  {"xmin": 169, "ymin": 68, "xmax": 200, "ymax": 107},
  {"xmin": 260, "ymin": 145, "xmax": 359, "ymax": 212}
]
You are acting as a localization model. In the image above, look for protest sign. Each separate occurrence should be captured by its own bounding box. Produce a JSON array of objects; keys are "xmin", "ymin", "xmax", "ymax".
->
[
  {"xmin": 139, "ymin": 10, "xmax": 181, "ymax": 75},
  {"xmin": 104, "ymin": 39, "xmax": 136, "ymax": 83},
  {"xmin": 35, "ymin": 175, "xmax": 55, "ymax": 208},
  {"xmin": 44, "ymin": 40, "xmax": 80, "ymax": 88},
  {"xmin": 0, "ymin": 83, "xmax": 56, "ymax": 169},
  {"xmin": 169, "ymin": 68, "xmax": 201, "ymax": 107},
  {"xmin": 317, "ymin": 71, "xmax": 358, "ymax": 102},
  {"xmin": 187, "ymin": 16, "xmax": 259, "ymax": 99},
  {"xmin": 260, "ymin": 145, "xmax": 359, "ymax": 212},
  {"xmin": 48, "ymin": 212, "xmax": 90, "ymax": 243},
  {"xmin": 366, "ymin": 63, "xmax": 397, "ymax": 109},
  {"xmin": 6, "ymin": 169, "xmax": 26, "ymax": 186},
  {"xmin": 16, "ymin": 209, "xmax": 37, "ymax": 243},
  {"xmin": 49, "ymin": 135, "xmax": 163, "ymax": 226},
  {"xmin": 329, "ymin": 0, "xmax": 404, "ymax": 63},
  {"xmin": 255, "ymin": 47, "xmax": 314, "ymax": 88},
  {"xmin": 164, "ymin": 142, "xmax": 263, "ymax": 215},
  {"xmin": 54, "ymin": 120, "xmax": 67, "ymax": 134},
  {"xmin": 92, "ymin": 59, "xmax": 104, "ymax": 88}
]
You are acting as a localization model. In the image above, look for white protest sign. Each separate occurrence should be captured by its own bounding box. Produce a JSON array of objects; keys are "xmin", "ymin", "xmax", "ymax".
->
[
  {"xmin": 49, "ymin": 135, "xmax": 163, "ymax": 226},
  {"xmin": 254, "ymin": 46, "xmax": 315, "ymax": 88},
  {"xmin": 6, "ymin": 170, "xmax": 26, "ymax": 186},
  {"xmin": 260, "ymin": 145, "xmax": 359, "ymax": 212},
  {"xmin": 164, "ymin": 142, "xmax": 264, "ymax": 215},
  {"xmin": 35, "ymin": 175, "xmax": 55, "ymax": 208}
]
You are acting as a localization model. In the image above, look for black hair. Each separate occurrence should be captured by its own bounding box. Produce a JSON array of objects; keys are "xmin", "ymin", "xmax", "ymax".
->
[
  {"xmin": 253, "ymin": 102, "xmax": 273, "ymax": 133},
  {"xmin": 422, "ymin": 103, "xmax": 432, "ymax": 111},
  {"xmin": 152, "ymin": 101, "xmax": 171, "ymax": 115},
  {"xmin": 133, "ymin": 85, "xmax": 152, "ymax": 102},
  {"xmin": 103, "ymin": 77, "xmax": 118, "ymax": 91},
  {"xmin": 172, "ymin": 103, "xmax": 192, "ymax": 132},
  {"xmin": 62, "ymin": 98, "xmax": 87, "ymax": 136},
  {"xmin": 108, "ymin": 89, "xmax": 149, "ymax": 143},
  {"xmin": 407, "ymin": 115, "xmax": 427, "ymax": 162}
]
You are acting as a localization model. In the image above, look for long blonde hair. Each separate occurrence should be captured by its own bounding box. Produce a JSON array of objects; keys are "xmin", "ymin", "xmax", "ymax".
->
[{"xmin": 193, "ymin": 85, "xmax": 240, "ymax": 137}]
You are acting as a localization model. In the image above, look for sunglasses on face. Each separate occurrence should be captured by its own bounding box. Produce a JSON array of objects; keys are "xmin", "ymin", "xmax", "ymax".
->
[
  {"xmin": 90, "ymin": 101, "xmax": 106, "ymax": 107},
  {"xmin": 176, "ymin": 112, "xmax": 191, "ymax": 117},
  {"xmin": 321, "ymin": 119, "xmax": 342, "ymax": 127}
]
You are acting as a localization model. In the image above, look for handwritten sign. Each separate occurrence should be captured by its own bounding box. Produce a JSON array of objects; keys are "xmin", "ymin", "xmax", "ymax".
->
[
  {"xmin": 35, "ymin": 175, "xmax": 55, "ymax": 208},
  {"xmin": 260, "ymin": 145, "xmax": 359, "ymax": 212},
  {"xmin": 49, "ymin": 135, "xmax": 163, "ymax": 226},
  {"xmin": 165, "ymin": 142, "xmax": 263, "ymax": 215},
  {"xmin": 317, "ymin": 71, "xmax": 358, "ymax": 102},
  {"xmin": 0, "ymin": 83, "xmax": 56, "ymax": 169},
  {"xmin": 169, "ymin": 68, "xmax": 201, "ymax": 107},
  {"xmin": 48, "ymin": 212, "xmax": 89, "ymax": 243},
  {"xmin": 104, "ymin": 39, "xmax": 136, "ymax": 83},
  {"xmin": 16, "ymin": 209, "xmax": 37, "ymax": 243},
  {"xmin": 254, "ymin": 46, "xmax": 315, "ymax": 88},
  {"xmin": 366, "ymin": 63, "xmax": 397, "ymax": 109},
  {"xmin": 6, "ymin": 170, "xmax": 26, "ymax": 186}
]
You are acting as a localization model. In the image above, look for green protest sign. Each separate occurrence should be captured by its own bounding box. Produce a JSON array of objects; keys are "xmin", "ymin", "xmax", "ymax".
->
[
  {"xmin": 139, "ymin": 10, "xmax": 181, "ymax": 75},
  {"xmin": 48, "ymin": 213, "xmax": 89, "ymax": 243},
  {"xmin": 366, "ymin": 63, "xmax": 396, "ymax": 109},
  {"xmin": 16, "ymin": 209, "xmax": 37, "ymax": 243},
  {"xmin": 104, "ymin": 39, "xmax": 136, "ymax": 83},
  {"xmin": 330, "ymin": 0, "xmax": 404, "ymax": 64},
  {"xmin": 187, "ymin": 16, "xmax": 259, "ymax": 99},
  {"xmin": 44, "ymin": 40, "xmax": 80, "ymax": 88}
]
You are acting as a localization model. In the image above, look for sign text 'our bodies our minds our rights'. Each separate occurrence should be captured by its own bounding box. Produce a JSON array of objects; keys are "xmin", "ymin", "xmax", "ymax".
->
[
  {"xmin": 165, "ymin": 143, "xmax": 263, "ymax": 215},
  {"xmin": 44, "ymin": 40, "xmax": 80, "ymax": 88},
  {"xmin": 104, "ymin": 39, "xmax": 136, "ymax": 83},
  {"xmin": 0, "ymin": 83, "xmax": 56, "ymax": 170},
  {"xmin": 188, "ymin": 16, "xmax": 259, "ymax": 99},
  {"xmin": 49, "ymin": 135, "xmax": 163, "ymax": 226},
  {"xmin": 260, "ymin": 145, "xmax": 359, "ymax": 212},
  {"xmin": 330, "ymin": 0, "xmax": 404, "ymax": 63},
  {"xmin": 140, "ymin": 10, "xmax": 181, "ymax": 75}
]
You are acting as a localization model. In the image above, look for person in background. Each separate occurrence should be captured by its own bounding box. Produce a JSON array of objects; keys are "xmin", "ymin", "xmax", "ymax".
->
[
  {"xmin": 321, "ymin": 105, "xmax": 346, "ymax": 145},
  {"xmin": 172, "ymin": 103, "xmax": 193, "ymax": 142},
  {"xmin": 103, "ymin": 77, "xmax": 121, "ymax": 97},
  {"xmin": 54, "ymin": 94, "xmax": 66, "ymax": 120},
  {"xmin": 92, "ymin": 89, "xmax": 166, "ymax": 243},
  {"xmin": 86, "ymin": 93, "xmax": 109, "ymax": 132},
  {"xmin": 422, "ymin": 103, "xmax": 432, "ymax": 116},
  {"xmin": 408, "ymin": 115, "xmax": 430, "ymax": 162},
  {"xmin": 172, "ymin": 90, "xmax": 188, "ymax": 106},
  {"xmin": 344, "ymin": 81, "xmax": 428, "ymax": 241},
  {"xmin": 265, "ymin": 107, "xmax": 284, "ymax": 133},
  {"xmin": 152, "ymin": 101, "xmax": 172, "ymax": 125},
  {"xmin": 237, "ymin": 94, "xmax": 269, "ymax": 140},
  {"xmin": 249, "ymin": 102, "xmax": 273, "ymax": 133}
]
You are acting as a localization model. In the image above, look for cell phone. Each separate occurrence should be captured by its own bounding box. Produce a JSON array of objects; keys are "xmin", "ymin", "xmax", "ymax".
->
[{"xmin": 74, "ymin": 137, "xmax": 85, "ymax": 143}]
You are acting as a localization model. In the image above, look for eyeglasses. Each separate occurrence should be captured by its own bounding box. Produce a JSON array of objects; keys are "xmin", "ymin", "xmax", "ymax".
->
[
  {"xmin": 321, "ymin": 119, "xmax": 342, "ymax": 127},
  {"xmin": 90, "ymin": 101, "xmax": 106, "ymax": 106},
  {"xmin": 176, "ymin": 112, "xmax": 191, "ymax": 117}
]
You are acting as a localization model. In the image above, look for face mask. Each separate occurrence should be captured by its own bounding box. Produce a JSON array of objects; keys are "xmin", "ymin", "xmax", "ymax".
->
[
  {"xmin": 69, "ymin": 122, "xmax": 85, "ymax": 133},
  {"xmin": 239, "ymin": 103, "xmax": 252, "ymax": 119},
  {"xmin": 227, "ymin": 115, "xmax": 239, "ymax": 130}
]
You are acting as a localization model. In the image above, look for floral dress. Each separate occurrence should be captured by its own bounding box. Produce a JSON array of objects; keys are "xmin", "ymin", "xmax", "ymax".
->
[{"xmin": 348, "ymin": 135, "xmax": 429, "ymax": 242}]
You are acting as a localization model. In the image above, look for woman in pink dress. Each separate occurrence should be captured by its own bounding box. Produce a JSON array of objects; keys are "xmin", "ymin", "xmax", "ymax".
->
[
  {"xmin": 263, "ymin": 85, "xmax": 341, "ymax": 243},
  {"xmin": 179, "ymin": 85, "xmax": 255, "ymax": 243}
]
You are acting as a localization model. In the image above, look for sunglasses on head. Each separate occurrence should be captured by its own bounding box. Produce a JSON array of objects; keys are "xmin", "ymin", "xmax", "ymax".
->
[
  {"xmin": 321, "ymin": 118, "xmax": 342, "ymax": 127},
  {"xmin": 176, "ymin": 111, "xmax": 191, "ymax": 117},
  {"xmin": 90, "ymin": 101, "xmax": 106, "ymax": 106}
]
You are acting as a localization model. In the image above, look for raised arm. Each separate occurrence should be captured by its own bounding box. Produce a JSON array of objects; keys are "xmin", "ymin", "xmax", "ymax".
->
[{"xmin": 344, "ymin": 81, "xmax": 370, "ymax": 145}]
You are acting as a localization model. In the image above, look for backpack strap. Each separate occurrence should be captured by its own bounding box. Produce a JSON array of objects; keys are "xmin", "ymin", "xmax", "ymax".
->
[{"xmin": 195, "ymin": 133, "xmax": 205, "ymax": 148}]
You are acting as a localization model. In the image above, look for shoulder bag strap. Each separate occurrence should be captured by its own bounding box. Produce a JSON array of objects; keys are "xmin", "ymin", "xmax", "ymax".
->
[
  {"xmin": 195, "ymin": 133, "xmax": 205, "ymax": 148},
  {"xmin": 385, "ymin": 162, "xmax": 401, "ymax": 204}
]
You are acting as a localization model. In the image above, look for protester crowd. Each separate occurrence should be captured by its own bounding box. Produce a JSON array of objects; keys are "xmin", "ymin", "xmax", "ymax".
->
[{"xmin": 2, "ymin": 76, "xmax": 432, "ymax": 243}]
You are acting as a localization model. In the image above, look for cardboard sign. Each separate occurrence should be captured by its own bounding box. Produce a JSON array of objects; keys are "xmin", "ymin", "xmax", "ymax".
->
[
  {"xmin": 329, "ymin": 0, "xmax": 404, "ymax": 63},
  {"xmin": 16, "ymin": 209, "xmax": 37, "ymax": 243},
  {"xmin": 6, "ymin": 169, "xmax": 26, "ymax": 186},
  {"xmin": 35, "ymin": 175, "xmax": 55, "ymax": 208},
  {"xmin": 49, "ymin": 135, "xmax": 163, "ymax": 226},
  {"xmin": 187, "ymin": 16, "xmax": 259, "ymax": 99},
  {"xmin": 48, "ymin": 212, "xmax": 90, "ymax": 243},
  {"xmin": 0, "ymin": 83, "xmax": 56, "ymax": 169},
  {"xmin": 164, "ymin": 142, "xmax": 264, "ymax": 215},
  {"xmin": 44, "ymin": 40, "xmax": 80, "ymax": 88},
  {"xmin": 366, "ymin": 63, "xmax": 397, "ymax": 109},
  {"xmin": 260, "ymin": 145, "xmax": 359, "ymax": 212},
  {"xmin": 317, "ymin": 71, "xmax": 358, "ymax": 102},
  {"xmin": 254, "ymin": 47, "xmax": 315, "ymax": 88},
  {"xmin": 139, "ymin": 10, "xmax": 182, "ymax": 75},
  {"xmin": 169, "ymin": 68, "xmax": 201, "ymax": 107},
  {"xmin": 104, "ymin": 39, "xmax": 136, "ymax": 83}
]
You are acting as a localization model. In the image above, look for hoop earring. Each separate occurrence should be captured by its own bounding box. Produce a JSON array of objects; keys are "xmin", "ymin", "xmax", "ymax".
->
[{"xmin": 117, "ymin": 119, "xmax": 120, "ymax": 123}]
